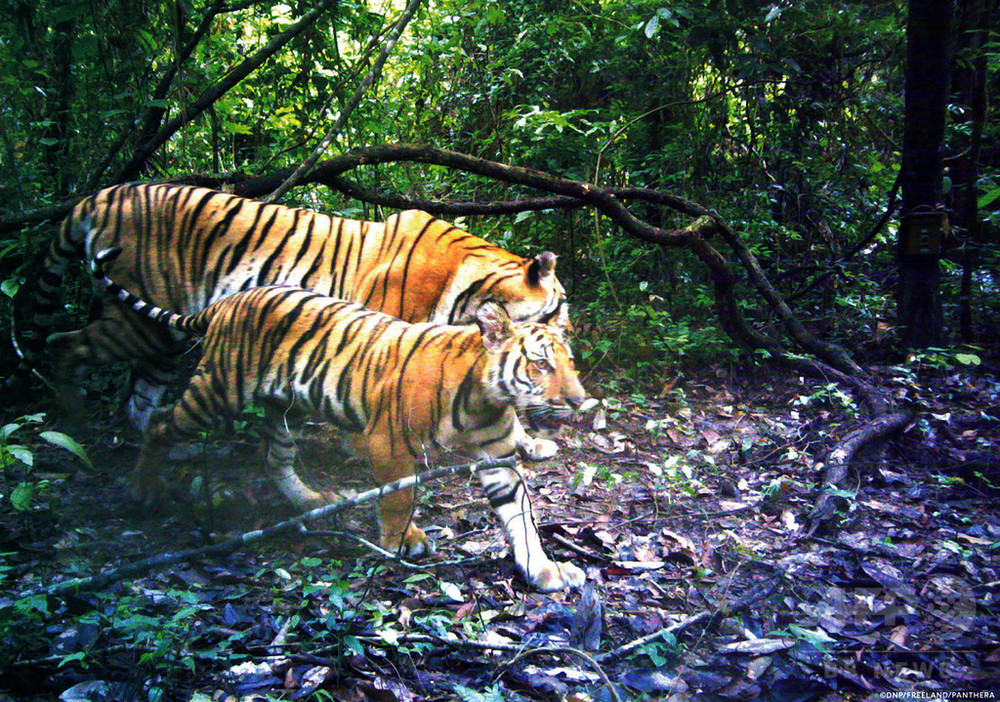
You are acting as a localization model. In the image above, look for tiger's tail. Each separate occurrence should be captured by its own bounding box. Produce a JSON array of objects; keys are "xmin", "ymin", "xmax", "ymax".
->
[
  {"xmin": 90, "ymin": 247, "xmax": 206, "ymax": 336},
  {"xmin": 4, "ymin": 209, "xmax": 94, "ymax": 391}
]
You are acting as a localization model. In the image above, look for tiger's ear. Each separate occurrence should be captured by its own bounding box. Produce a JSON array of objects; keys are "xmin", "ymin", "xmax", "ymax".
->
[
  {"xmin": 526, "ymin": 251, "xmax": 557, "ymax": 287},
  {"xmin": 475, "ymin": 300, "xmax": 513, "ymax": 352}
]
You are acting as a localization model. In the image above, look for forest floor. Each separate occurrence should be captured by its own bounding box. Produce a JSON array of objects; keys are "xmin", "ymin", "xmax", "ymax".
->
[{"xmin": 2, "ymin": 358, "xmax": 999, "ymax": 702}]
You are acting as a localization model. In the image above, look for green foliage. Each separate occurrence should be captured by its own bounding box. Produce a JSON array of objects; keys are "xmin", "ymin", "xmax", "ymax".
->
[
  {"xmin": 635, "ymin": 630, "xmax": 680, "ymax": 667},
  {"xmin": 792, "ymin": 383, "xmax": 860, "ymax": 419},
  {"xmin": 454, "ymin": 683, "xmax": 505, "ymax": 702},
  {"xmin": 1, "ymin": 413, "xmax": 90, "ymax": 513}
]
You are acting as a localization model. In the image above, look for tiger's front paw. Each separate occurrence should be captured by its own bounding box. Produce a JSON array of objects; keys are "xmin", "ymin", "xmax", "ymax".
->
[
  {"xmin": 519, "ymin": 437, "xmax": 559, "ymax": 461},
  {"xmin": 383, "ymin": 524, "xmax": 436, "ymax": 560},
  {"xmin": 525, "ymin": 559, "xmax": 586, "ymax": 593}
]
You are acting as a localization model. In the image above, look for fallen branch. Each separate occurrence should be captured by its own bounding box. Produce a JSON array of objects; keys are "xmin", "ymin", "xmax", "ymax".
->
[
  {"xmin": 595, "ymin": 574, "xmax": 783, "ymax": 663},
  {"xmin": 595, "ymin": 611, "xmax": 715, "ymax": 665},
  {"xmin": 12, "ymin": 455, "xmax": 518, "ymax": 601},
  {"xmin": 807, "ymin": 410, "xmax": 916, "ymax": 535}
]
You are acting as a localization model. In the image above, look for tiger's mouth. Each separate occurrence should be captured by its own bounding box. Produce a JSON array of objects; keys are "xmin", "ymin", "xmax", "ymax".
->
[{"xmin": 522, "ymin": 404, "xmax": 575, "ymax": 432}]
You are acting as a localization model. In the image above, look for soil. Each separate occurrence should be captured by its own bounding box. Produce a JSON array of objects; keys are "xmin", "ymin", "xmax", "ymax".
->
[{"xmin": 2, "ymin": 361, "xmax": 999, "ymax": 701}]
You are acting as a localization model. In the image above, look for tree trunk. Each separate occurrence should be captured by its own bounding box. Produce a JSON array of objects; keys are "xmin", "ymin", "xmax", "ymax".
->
[
  {"xmin": 897, "ymin": 0, "xmax": 953, "ymax": 348},
  {"xmin": 950, "ymin": 0, "xmax": 996, "ymax": 342}
]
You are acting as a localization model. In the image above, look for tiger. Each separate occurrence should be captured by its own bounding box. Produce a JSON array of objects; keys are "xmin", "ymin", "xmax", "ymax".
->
[
  {"xmin": 88, "ymin": 246, "xmax": 587, "ymax": 592},
  {"xmin": 9, "ymin": 183, "xmax": 570, "ymax": 432}
]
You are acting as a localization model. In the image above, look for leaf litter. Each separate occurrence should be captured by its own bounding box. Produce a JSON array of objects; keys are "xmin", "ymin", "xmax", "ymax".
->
[{"xmin": 1, "ymin": 361, "xmax": 999, "ymax": 700}]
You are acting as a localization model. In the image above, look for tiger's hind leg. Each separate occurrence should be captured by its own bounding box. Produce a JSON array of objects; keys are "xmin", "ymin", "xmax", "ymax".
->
[
  {"xmin": 262, "ymin": 402, "xmax": 332, "ymax": 508},
  {"xmin": 131, "ymin": 403, "xmax": 207, "ymax": 506},
  {"xmin": 126, "ymin": 362, "xmax": 183, "ymax": 433},
  {"xmin": 477, "ymin": 461, "xmax": 584, "ymax": 592},
  {"xmin": 358, "ymin": 437, "xmax": 433, "ymax": 558},
  {"xmin": 129, "ymin": 365, "xmax": 225, "ymax": 506},
  {"xmin": 45, "ymin": 306, "xmax": 180, "ymax": 429}
]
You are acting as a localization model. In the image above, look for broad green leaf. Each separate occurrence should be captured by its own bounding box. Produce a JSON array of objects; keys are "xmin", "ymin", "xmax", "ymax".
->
[
  {"xmin": 978, "ymin": 186, "xmax": 1000, "ymax": 209},
  {"xmin": 955, "ymin": 353, "xmax": 981, "ymax": 366},
  {"xmin": 57, "ymin": 651, "xmax": 88, "ymax": 668},
  {"xmin": 1, "ymin": 277, "xmax": 20, "ymax": 298},
  {"xmin": 7, "ymin": 445, "xmax": 34, "ymax": 467},
  {"xmin": 40, "ymin": 430, "xmax": 93, "ymax": 469},
  {"xmin": 343, "ymin": 635, "xmax": 364, "ymax": 656},
  {"xmin": 379, "ymin": 627, "xmax": 399, "ymax": 645},
  {"xmin": 644, "ymin": 14, "xmax": 660, "ymax": 39},
  {"xmin": 11, "ymin": 482, "xmax": 34, "ymax": 511}
]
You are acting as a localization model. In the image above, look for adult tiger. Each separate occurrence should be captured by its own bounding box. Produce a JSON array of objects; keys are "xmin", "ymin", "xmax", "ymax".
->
[
  {"xmin": 10, "ymin": 183, "xmax": 570, "ymax": 430},
  {"xmin": 90, "ymin": 246, "xmax": 587, "ymax": 592}
]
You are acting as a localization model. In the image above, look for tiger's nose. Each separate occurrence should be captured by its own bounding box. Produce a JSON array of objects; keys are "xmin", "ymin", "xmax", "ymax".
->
[{"xmin": 566, "ymin": 392, "xmax": 594, "ymax": 412}]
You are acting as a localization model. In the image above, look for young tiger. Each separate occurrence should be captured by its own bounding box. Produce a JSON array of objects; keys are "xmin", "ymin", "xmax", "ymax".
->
[
  {"xmin": 90, "ymin": 247, "xmax": 587, "ymax": 592},
  {"xmin": 9, "ymin": 183, "xmax": 569, "ymax": 431}
]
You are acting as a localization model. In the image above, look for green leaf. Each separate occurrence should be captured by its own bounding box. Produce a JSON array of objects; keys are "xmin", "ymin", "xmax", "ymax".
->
[
  {"xmin": 1, "ymin": 277, "xmax": 20, "ymax": 298},
  {"xmin": 455, "ymin": 684, "xmax": 504, "ymax": 702},
  {"xmin": 978, "ymin": 186, "xmax": 1000, "ymax": 209},
  {"xmin": 379, "ymin": 627, "xmax": 400, "ymax": 645},
  {"xmin": 7, "ymin": 445, "xmax": 34, "ymax": 467},
  {"xmin": 57, "ymin": 651, "xmax": 88, "ymax": 668},
  {"xmin": 40, "ymin": 430, "xmax": 93, "ymax": 469},
  {"xmin": 644, "ymin": 14, "xmax": 660, "ymax": 39},
  {"xmin": 11, "ymin": 482, "xmax": 34, "ymax": 511},
  {"xmin": 343, "ymin": 635, "xmax": 364, "ymax": 656},
  {"xmin": 955, "ymin": 353, "xmax": 981, "ymax": 366},
  {"xmin": 38, "ymin": 137, "xmax": 60, "ymax": 146}
]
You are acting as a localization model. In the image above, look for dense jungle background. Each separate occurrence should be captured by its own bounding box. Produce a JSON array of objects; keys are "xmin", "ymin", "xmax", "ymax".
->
[{"xmin": 1, "ymin": 0, "xmax": 999, "ymax": 700}]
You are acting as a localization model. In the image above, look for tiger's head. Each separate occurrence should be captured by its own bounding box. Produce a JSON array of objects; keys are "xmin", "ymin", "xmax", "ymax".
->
[
  {"xmin": 476, "ymin": 300, "xmax": 587, "ymax": 431},
  {"xmin": 448, "ymin": 251, "xmax": 571, "ymax": 330}
]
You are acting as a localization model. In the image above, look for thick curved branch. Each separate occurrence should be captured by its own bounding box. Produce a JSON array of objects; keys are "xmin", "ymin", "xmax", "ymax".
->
[
  {"xmin": 219, "ymin": 144, "xmax": 701, "ymax": 246},
  {"xmin": 686, "ymin": 234, "xmax": 887, "ymax": 413},
  {"xmin": 807, "ymin": 410, "xmax": 915, "ymax": 535},
  {"xmin": 2, "ymin": 144, "xmax": 876, "ymax": 405},
  {"xmin": 711, "ymin": 218, "xmax": 870, "ymax": 379}
]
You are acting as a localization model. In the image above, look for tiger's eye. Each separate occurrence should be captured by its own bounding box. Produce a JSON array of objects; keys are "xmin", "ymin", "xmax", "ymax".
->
[{"xmin": 531, "ymin": 359, "xmax": 554, "ymax": 373}]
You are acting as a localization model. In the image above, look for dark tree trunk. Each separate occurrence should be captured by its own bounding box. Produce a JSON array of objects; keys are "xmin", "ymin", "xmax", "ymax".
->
[
  {"xmin": 950, "ymin": 0, "xmax": 996, "ymax": 342},
  {"xmin": 897, "ymin": 0, "xmax": 953, "ymax": 348}
]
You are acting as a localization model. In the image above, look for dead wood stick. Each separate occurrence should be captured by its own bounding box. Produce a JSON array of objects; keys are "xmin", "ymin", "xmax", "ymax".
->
[
  {"xmin": 807, "ymin": 410, "xmax": 915, "ymax": 535},
  {"xmin": 14, "ymin": 455, "xmax": 518, "ymax": 600},
  {"xmin": 595, "ymin": 611, "xmax": 714, "ymax": 664},
  {"xmin": 595, "ymin": 574, "xmax": 783, "ymax": 663}
]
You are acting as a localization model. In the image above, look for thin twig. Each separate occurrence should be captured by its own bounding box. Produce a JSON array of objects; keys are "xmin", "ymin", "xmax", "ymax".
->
[
  {"xmin": 265, "ymin": 0, "xmax": 423, "ymax": 202},
  {"xmin": 596, "ymin": 575, "xmax": 784, "ymax": 663},
  {"xmin": 10, "ymin": 455, "xmax": 518, "ymax": 600}
]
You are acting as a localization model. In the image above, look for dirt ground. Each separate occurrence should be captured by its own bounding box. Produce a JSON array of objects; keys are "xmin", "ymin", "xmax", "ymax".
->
[{"xmin": 2, "ymin": 360, "xmax": 999, "ymax": 701}]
